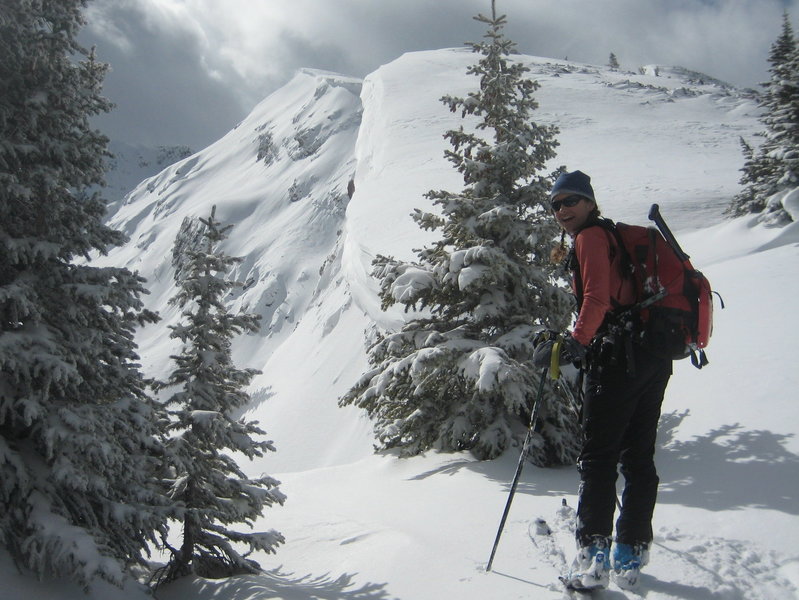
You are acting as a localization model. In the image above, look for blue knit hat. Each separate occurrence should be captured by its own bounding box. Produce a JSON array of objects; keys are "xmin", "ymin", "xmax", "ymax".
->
[{"xmin": 550, "ymin": 170, "xmax": 595, "ymax": 201}]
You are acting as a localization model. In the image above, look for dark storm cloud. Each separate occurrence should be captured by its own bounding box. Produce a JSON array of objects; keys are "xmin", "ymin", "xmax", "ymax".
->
[{"xmin": 82, "ymin": 1, "xmax": 251, "ymax": 148}]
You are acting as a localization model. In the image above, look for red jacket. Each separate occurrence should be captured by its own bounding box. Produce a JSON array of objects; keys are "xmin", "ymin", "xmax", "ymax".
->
[{"xmin": 571, "ymin": 226, "xmax": 637, "ymax": 346}]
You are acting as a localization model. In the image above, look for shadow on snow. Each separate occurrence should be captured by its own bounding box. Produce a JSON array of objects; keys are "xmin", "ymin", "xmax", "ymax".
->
[
  {"xmin": 401, "ymin": 409, "xmax": 798, "ymax": 517},
  {"xmin": 656, "ymin": 410, "xmax": 799, "ymax": 515},
  {"xmin": 157, "ymin": 567, "xmax": 395, "ymax": 600}
]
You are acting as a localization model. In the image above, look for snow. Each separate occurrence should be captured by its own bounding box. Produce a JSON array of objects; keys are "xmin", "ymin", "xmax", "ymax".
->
[
  {"xmin": 784, "ymin": 188, "xmax": 799, "ymax": 221},
  {"xmin": 8, "ymin": 49, "xmax": 799, "ymax": 599},
  {"xmin": 100, "ymin": 141, "xmax": 194, "ymax": 210},
  {"xmin": 389, "ymin": 266, "xmax": 436, "ymax": 304}
]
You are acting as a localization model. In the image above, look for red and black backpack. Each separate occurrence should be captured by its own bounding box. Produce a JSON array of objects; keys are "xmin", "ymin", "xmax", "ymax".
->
[{"xmin": 572, "ymin": 204, "xmax": 718, "ymax": 369}]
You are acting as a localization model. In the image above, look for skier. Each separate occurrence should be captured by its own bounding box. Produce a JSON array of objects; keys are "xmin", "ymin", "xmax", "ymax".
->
[{"xmin": 533, "ymin": 170, "xmax": 673, "ymax": 590}]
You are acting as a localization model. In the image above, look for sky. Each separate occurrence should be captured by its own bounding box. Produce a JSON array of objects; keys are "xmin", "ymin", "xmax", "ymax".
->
[{"xmin": 81, "ymin": 0, "xmax": 799, "ymax": 150}]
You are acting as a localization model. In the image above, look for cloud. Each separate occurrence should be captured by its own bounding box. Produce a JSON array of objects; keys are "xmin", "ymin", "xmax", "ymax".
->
[
  {"xmin": 501, "ymin": 0, "xmax": 793, "ymax": 87},
  {"xmin": 83, "ymin": 0, "xmax": 254, "ymax": 147},
  {"xmin": 81, "ymin": 0, "xmax": 799, "ymax": 148}
]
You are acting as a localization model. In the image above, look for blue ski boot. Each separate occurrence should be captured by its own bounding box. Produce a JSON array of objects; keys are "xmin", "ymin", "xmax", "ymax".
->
[
  {"xmin": 611, "ymin": 541, "xmax": 649, "ymax": 590},
  {"xmin": 562, "ymin": 535, "xmax": 611, "ymax": 591}
]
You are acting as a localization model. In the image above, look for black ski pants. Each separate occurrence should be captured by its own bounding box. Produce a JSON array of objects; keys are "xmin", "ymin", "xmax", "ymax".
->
[{"xmin": 575, "ymin": 345, "xmax": 672, "ymax": 548}]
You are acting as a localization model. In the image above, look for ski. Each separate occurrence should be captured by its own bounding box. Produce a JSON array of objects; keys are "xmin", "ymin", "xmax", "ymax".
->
[
  {"xmin": 530, "ymin": 501, "xmax": 626, "ymax": 597},
  {"xmin": 559, "ymin": 575, "xmax": 599, "ymax": 596}
]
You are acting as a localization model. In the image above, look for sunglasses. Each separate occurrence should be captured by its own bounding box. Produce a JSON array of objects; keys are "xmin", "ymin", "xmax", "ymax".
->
[{"xmin": 550, "ymin": 194, "xmax": 584, "ymax": 212}]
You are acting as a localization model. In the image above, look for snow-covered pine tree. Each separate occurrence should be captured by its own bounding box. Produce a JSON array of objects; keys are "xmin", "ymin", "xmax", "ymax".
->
[
  {"xmin": 0, "ymin": 0, "xmax": 169, "ymax": 588},
  {"xmin": 340, "ymin": 2, "xmax": 578, "ymax": 465},
  {"xmin": 155, "ymin": 208, "xmax": 284, "ymax": 585},
  {"xmin": 730, "ymin": 11, "xmax": 798, "ymax": 224},
  {"xmin": 608, "ymin": 52, "xmax": 620, "ymax": 70}
]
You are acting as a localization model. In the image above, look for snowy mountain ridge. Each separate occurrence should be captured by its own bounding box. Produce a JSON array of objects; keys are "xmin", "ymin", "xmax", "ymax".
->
[
  {"xmin": 66, "ymin": 49, "xmax": 799, "ymax": 600},
  {"xmin": 102, "ymin": 141, "xmax": 194, "ymax": 210}
]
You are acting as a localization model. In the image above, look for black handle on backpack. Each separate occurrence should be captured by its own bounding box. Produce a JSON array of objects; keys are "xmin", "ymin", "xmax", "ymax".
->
[{"xmin": 648, "ymin": 203, "xmax": 690, "ymax": 262}]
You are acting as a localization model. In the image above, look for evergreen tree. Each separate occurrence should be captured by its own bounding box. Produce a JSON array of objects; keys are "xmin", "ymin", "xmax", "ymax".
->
[
  {"xmin": 730, "ymin": 12, "xmax": 798, "ymax": 223},
  {"xmin": 0, "ymin": 0, "xmax": 169, "ymax": 588},
  {"xmin": 340, "ymin": 2, "xmax": 578, "ymax": 465},
  {"xmin": 608, "ymin": 52, "xmax": 620, "ymax": 70},
  {"xmin": 155, "ymin": 208, "xmax": 284, "ymax": 584}
]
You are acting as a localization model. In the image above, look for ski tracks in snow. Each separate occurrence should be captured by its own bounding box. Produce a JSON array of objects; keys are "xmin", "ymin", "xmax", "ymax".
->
[
  {"xmin": 529, "ymin": 500, "xmax": 796, "ymax": 599},
  {"xmin": 644, "ymin": 528, "xmax": 796, "ymax": 600}
]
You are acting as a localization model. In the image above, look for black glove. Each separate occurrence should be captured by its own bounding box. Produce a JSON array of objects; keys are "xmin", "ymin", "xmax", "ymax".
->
[
  {"xmin": 560, "ymin": 335, "xmax": 587, "ymax": 365},
  {"xmin": 532, "ymin": 332, "xmax": 587, "ymax": 370},
  {"xmin": 532, "ymin": 339, "xmax": 556, "ymax": 368}
]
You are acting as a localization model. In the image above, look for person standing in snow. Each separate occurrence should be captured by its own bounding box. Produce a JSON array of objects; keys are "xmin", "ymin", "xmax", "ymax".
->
[{"xmin": 533, "ymin": 170, "xmax": 672, "ymax": 591}]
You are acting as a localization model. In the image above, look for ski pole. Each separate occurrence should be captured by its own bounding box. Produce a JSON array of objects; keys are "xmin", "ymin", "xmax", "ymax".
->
[
  {"xmin": 648, "ymin": 203, "xmax": 690, "ymax": 262},
  {"xmin": 486, "ymin": 368, "xmax": 549, "ymax": 572}
]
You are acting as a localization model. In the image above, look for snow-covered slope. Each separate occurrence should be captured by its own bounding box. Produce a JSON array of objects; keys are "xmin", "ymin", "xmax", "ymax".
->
[
  {"xmin": 37, "ymin": 50, "xmax": 799, "ymax": 599},
  {"xmin": 102, "ymin": 141, "xmax": 194, "ymax": 209},
  {"xmin": 93, "ymin": 66, "xmax": 374, "ymax": 471}
]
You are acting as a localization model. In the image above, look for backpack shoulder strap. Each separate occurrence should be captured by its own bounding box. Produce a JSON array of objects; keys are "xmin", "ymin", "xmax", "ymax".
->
[
  {"xmin": 570, "ymin": 218, "xmax": 639, "ymax": 312},
  {"xmin": 568, "ymin": 218, "xmax": 617, "ymax": 309},
  {"xmin": 601, "ymin": 219, "xmax": 638, "ymax": 281}
]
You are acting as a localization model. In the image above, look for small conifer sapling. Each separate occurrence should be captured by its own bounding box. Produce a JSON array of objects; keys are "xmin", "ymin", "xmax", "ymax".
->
[{"xmin": 155, "ymin": 207, "xmax": 284, "ymax": 584}]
